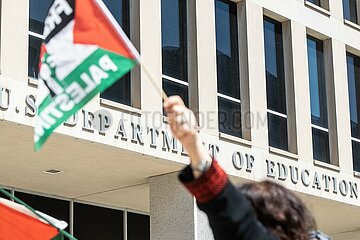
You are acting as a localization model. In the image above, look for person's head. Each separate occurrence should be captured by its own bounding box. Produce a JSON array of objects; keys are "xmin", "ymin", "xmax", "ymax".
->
[{"xmin": 238, "ymin": 180, "xmax": 316, "ymax": 240}]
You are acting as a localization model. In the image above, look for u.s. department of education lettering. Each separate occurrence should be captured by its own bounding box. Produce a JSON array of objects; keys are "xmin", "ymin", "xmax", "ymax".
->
[{"xmin": 0, "ymin": 86, "xmax": 358, "ymax": 200}]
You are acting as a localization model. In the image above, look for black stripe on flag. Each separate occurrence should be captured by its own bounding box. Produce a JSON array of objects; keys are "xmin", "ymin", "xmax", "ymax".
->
[{"xmin": 44, "ymin": 0, "xmax": 75, "ymax": 43}]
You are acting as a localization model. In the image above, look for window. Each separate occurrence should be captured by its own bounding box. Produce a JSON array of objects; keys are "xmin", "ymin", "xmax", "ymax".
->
[
  {"xmin": 127, "ymin": 212, "xmax": 150, "ymax": 240},
  {"xmin": 343, "ymin": 0, "xmax": 359, "ymax": 24},
  {"xmin": 307, "ymin": 36, "xmax": 330, "ymax": 163},
  {"xmin": 307, "ymin": 0, "xmax": 321, "ymax": 6},
  {"xmin": 15, "ymin": 192, "xmax": 70, "ymax": 232},
  {"xmin": 263, "ymin": 17, "xmax": 288, "ymax": 151},
  {"xmin": 100, "ymin": 0, "xmax": 132, "ymax": 105},
  {"xmin": 346, "ymin": 53, "xmax": 360, "ymax": 172},
  {"xmin": 28, "ymin": 0, "xmax": 133, "ymax": 106},
  {"xmin": 74, "ymin": 203, "xmax": 123, "ymax": 240},
  {"xmin": 215, "ymin": 0, "xmax": 241, "ymax": 138},
  {"xmin": 0, "ymin": 188, "xmax": 11, "ymax": 200},
  {"xmin": 6, "ymin": 190, "xmax": 149, "ymax": 239},
  {"xmin": 305, "ymin": 0, "xmax": 330, "ymax": 11},
  {"xmin": 28, "ymin": 0, "xmax": 53, "ymax": 78},
  {"xmin": 161, "ymin": 0, "xmax": 189, "ymax": 108}
]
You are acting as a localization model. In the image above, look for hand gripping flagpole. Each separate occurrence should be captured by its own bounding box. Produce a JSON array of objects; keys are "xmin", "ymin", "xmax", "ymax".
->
[{"xmin": 95, "ymin": 0, "xmax": 168, "ymax": 102}]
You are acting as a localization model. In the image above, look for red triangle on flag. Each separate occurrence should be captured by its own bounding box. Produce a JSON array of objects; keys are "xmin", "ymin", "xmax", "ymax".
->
[{"xmin": 73, "ymin": 0, "xmax": 135, "ymax": 59}]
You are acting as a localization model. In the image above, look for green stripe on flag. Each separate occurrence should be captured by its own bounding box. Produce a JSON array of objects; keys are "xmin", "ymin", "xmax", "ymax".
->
[
  {"xmin": 35, "ymin": 48, "xmax": 136, "ymax": 151},
  {"xmin": 51, "ymin": 232, "xmax": 64, "ymax": 240}
]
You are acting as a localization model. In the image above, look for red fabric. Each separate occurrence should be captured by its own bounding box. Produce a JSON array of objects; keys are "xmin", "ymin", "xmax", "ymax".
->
[
  {"xmin": 38, "ymin": 44, "xmax": 47, "ymax": 70},
  {"xmin": 183, "ymin": 160, "xmax": 228, "ymax": 203},
  {"xmin": 73, "ymin": 0, "xmax": 134, "ymax": 59},
  {"xmin": 0, "ymin": 203, "xmax": 58, "ymax": 240}
]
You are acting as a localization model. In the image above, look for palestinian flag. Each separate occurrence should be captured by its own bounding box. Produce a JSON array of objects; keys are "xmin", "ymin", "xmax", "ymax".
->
[
  {"xmin": 0, "ymin": 198, "xmax": 66, "ymax": 240},
  {"xmin": 34, "ymin": 0, "xmax": 140, "ymax": 151}
]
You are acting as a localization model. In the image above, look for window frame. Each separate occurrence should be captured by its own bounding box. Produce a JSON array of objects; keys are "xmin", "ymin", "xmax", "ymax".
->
[
  {"xmin": 161, "ymin": 0, "xmax": 191, "ymax": 110},
  {"xmin": 99, "ymin": 0, "xmax": 141, "ymax": 109},
  {"xmin": 28, "ymin": 0, "xmax": 49, "ymax": 81},
  {"xmin": 263, "ymin": 16, "xmax": 290, "ymax": 152},
  {"xmin": 306, "ymin": 34, "xmax": 338, "ymax": 165},
  {"xmin": 304, "ymin": 0, "xmax": 330, "ymax": 15},
  {"xmin": 346, "ymin": 51, "xmax": 360, "ymax": 173},
  {"xmin": 215, "ymin": 0, "xmax": 243, "ymax": 139},
  {"xmin": 343, "ymin": 0, "xmax": 360, "ymax": 30},
  {"xmin": 100, "ymin": 0, "xmax": 132, "ymax": 106},
  {"xmin": 307, "ymin": 35, "xmax": 330, "ymax": 163},
  {"xmin": 343, "ymin": 0, "xmax": 358, "ymax": 23}
]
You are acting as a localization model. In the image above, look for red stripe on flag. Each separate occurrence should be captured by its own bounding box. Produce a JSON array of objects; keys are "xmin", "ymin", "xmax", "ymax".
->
[
  {"xmin": 0, "ymin": 203, "xmax": 59, "ymax": 240},
  {"xmin": 73, "ymin": 0, "xmax": 134, "ymax": 59},
  {"xmin": 38, "ymin": 44, "xmax": 47, "ymax": 70}
]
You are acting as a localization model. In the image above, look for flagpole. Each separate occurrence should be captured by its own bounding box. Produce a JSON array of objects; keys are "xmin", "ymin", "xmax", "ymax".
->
[
  {"xmin": 94, "ymin": 0, "xmax": 168, "ymax": 102},
  {"xmin": 140, "ymin": 62, "xmax": 168, "ymax": 101}
]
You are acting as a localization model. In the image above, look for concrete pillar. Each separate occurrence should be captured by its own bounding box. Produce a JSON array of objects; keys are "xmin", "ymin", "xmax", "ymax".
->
[
  {"xmin": 328, "ymin": 0, "xmax": 343, "ymax": 22},
  {"xmin": 139, "ymin": 0, "xmax": 163, "ymax": 116},
  {"xmin": 149, "ymin": 172, "xmax": 214, "ymax": 240},
  {"xmin": 193, "ymin": 0, "xmax": 218, "ymax": 136},
  {"xmin": 288, "ymin": 21, "xmax": 314, "ymax": 163},
  {"xmin": 243, "ymin": 1, "xmax": 268, "ymax": 150},
  {"xmin": 0, "ymin": 0, "xmax": 28, "ymax": 82},
  {"xmin": 283, "ymin": 20, "xmax": 298, "ymax": 154},
  {"xmin": 238, "ymin": 1, "xmax": 251, "ymax": 141},
  {"xmin": 324, "ymin": 39, "xmax": 340, "ymax": 166},
  {"xmin": 330, "ymin": 40, "xmax": 353, "ymax": 173},
  {"xmin": 129, "ymin": 0, "xmax": 141, "ymax": 109}
]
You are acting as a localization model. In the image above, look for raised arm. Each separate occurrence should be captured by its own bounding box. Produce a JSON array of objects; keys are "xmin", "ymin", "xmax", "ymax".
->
[{"xmin": 164, "ymin": 96, "xmax": 279, "ymax": 240}]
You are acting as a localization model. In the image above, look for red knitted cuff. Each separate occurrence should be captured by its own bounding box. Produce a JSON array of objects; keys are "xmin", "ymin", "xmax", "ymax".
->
[{"xmin": 183, "ymin": 160, "xmax": 228, "ymax": 203}]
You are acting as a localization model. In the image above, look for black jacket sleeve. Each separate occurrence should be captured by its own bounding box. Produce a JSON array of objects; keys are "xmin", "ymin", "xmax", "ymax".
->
[
  {"xmin": 197, "ymin": 181, "xmax": 279, "ymax": 240},
  {"xmin": 179, "ymin": 161, "xmax": 279, "ymax": 240}
]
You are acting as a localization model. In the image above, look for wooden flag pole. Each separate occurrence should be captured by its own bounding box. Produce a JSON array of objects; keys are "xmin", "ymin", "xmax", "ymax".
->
[{"xmin": 141, "ymin": 63, "xmax": 168, "ymax": 102}]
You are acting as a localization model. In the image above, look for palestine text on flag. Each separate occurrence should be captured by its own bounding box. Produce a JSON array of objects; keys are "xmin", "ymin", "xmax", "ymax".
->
[{"xmin": 34, "ymin": 0, "xmax": 139, "ymax": 151}]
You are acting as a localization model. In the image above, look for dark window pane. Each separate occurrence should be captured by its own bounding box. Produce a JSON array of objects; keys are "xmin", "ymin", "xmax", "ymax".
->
[
  {"xmin": 268, "ymin": 113, "xmax": 288, "ymax": 151},
  {"xmin": 28, "ymin": 35, "xmax": 42, "ymax": 78},
  {"xmin": 15, "ymin": 192, "xmax": 70, "ymax": 232},
  {"xmin": 100, "ymin": 0, "xmax": 131, "ymax": 104},
  {"xmin": 312, "ymin": 128, "xmax": 330, "ymax": 163},
  {"xmin": 218, "ymin": 97, "xmax": 241, "ymax": 138},
  {"xmin": 29, "ymin": 0, "xmax": 53, "ymax": 34},
  {"xmin": 74, "ymin": 203, "xmax": 123, "ymax": 240},
  {"xmin": 128, "ymin": 213, "xmax": 150, "ymax": 240},
  {"xmin": 352, "ymin": 140, "xmax": 360, "ymax": 172},
  {"xmin": 163, "ymin": 79, "xmax": 189, "ymax": 107},
  {"xmin": 307, "ymin": 0, "xmax": 321, "ymax": 6},
  {"xmin": 347, "ymin": 53, "xmax": 360, "ymax": 139},
  {"xmin": 103, "ymin": 0, "xmax": 130, "ymax": 35},
  {"xmin": 161, "ymin": 0, "xmax": 188, "ymax": 81},
  {"xmin": 215, "ymin": 0, "xmax": 240, "ymax": 99},
  {"xmin": 264, "ymin": 17, "xmax": 286, "ymax": 114},
  {"xmin": 343, "ymin": 0, "xmax": 358, "ymax": 23},
  {"xmin": 307, "ymin": 36, "xmax": 328, "ymax": 128},
  {"xmin": 101, "ymin": 73, "xmax": 131, "ymax": 105},
  {"xmin": 0, "ymin": 188, "xmax": 11, "ymax": 200}
]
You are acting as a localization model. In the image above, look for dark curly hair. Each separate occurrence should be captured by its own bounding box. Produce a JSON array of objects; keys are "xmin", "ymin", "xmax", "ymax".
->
[{"xmin": 238, "ymin": 181, "xmax": 316, "ymax": 240}]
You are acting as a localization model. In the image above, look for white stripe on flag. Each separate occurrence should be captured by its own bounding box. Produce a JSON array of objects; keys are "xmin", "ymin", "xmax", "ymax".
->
[{"xmin": 45, "ymin": 20, "xmax": 97, "ymax": 80}]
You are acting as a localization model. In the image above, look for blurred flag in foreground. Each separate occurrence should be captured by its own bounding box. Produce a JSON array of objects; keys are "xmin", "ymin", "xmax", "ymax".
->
[
  {"xmin": 34, "ymin": 0, "xmax": 139, "ymax": 151},
  {"xmin": 0, "ymin": 197, "xmax": 69, "ymax": 240}
]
